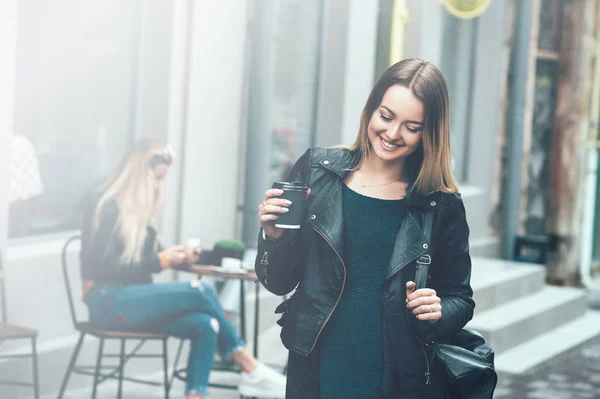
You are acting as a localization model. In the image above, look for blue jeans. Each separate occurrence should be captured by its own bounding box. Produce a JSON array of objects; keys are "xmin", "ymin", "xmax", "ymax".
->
[{"xmin": 85, "ymin": 280, "xmax": 245, "ymax": 396}]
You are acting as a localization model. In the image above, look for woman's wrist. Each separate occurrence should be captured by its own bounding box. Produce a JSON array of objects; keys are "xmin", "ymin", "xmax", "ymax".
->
[
  {"xmin": 262, "ymin": 228, "xmax": 285, "ymax": 241},
  {"xmin": 157, "ymin": 251, "xmax": 171, "ymax": 269}
]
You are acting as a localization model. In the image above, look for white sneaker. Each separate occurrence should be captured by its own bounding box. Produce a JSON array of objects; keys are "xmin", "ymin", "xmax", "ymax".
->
[{"xmin": 239, "ymin": 363, "xmax": 287, "ymax": 398}]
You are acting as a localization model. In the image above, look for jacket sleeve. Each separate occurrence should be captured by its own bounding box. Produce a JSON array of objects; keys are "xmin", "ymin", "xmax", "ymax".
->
[
  {"xmin": 426, "ymin": 195, "xmax": 475, "ymax": 341},
  {"xmin": 83, "ymin": 202, "xmax": 162, "ymax": 281},
  {"xmin": 254, "ymin": 148, "xmax": 312, "ymax": 296}
]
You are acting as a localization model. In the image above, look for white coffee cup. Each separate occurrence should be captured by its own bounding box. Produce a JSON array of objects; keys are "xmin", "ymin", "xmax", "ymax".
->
[
  {"xmin": 221, "ymin": 257, "xmax": 243, "ymax": 272},
  {"xmin": 186, "ymin": 238, "xmax": 201, "ymax": 248}
]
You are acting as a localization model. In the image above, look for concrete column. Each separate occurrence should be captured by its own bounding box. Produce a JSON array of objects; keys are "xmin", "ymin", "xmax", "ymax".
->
[
  {"xmin": 314, "ymin": 0, "xmax": 350, "ymax": 148},
  {"xmin": 340, "ymin": 0, "xmax": 379, "ymax": 145},
  {"xmin": 179, "ymin": 0, "xmax": 250, "ymax": 247},
  {"xmin": 162, "ymin": 0, "xmax": 192, "ymax": 246},
  {"xmin": 464, "ymin": 0, "xmax": 509, "ymax": 246}
]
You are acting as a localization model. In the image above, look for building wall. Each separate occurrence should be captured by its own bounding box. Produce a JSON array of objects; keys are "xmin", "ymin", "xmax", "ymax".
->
[
  {"xmin": 403, "ymin": 0, "xmax": 509, "ymax": 256},
  {"xmin": 462, "ymin": 0, "xmax": 509, "ymax": 255},
  {"xmin": 2, "ymin": 0, "xmax": 250, "ymax": 344},
  {"xmin": 0, "ymin": 0, "xmax": 18, "ymax": 325},
  {"xmin": 0, "ymin": 0, "xmax": 508, "ymax": 349},
  {"xmin": 340, "ymin": 0, "xmax": 379, "ymax": 145}
]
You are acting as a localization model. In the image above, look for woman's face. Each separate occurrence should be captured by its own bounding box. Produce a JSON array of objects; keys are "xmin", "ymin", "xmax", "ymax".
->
[
  {"xmin": 367, "ymin": 84, "xmax": 424, "ymax": 165},
  {"xmin": 153, "ymin": 163, "xmax": 170, "ymax": 190}
]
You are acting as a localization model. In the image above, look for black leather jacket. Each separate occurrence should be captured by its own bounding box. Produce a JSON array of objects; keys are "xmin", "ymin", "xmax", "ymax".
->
[{"xmin": 255, "ymin": 148, "xmax": 475, "ymax": 398}]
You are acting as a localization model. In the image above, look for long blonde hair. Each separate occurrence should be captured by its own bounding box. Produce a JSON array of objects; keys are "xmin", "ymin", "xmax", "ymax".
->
[
  {"xmin": 94, "ymin": 139, "xmax": 173, "ymax": 263},
  {"xmin": 348, "ymin": 58, "xmax": 458, "ymax": 195}
]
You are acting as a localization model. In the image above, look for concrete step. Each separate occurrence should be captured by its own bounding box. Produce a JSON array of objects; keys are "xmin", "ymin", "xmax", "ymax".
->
[
  {"xmin": 470, "ymin": 257, "xmax": 546, "ymax": 313},
  {"xmin": 253, "ymin": 323, "xmax": 288, "ymax": 368},
  {"xmin": 466, "ymin": 285, "xmax": 587, "ymax": 354},
  {"xmin": 240, "ymin": 282, "xmax": 285, "ymax": 342},
  {"xmin": 494, "ymin": 310, "xmax": 600, "ymax": 374}
]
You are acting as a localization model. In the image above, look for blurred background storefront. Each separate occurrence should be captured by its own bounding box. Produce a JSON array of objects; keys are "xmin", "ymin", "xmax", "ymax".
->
[{"xmin": 1, "ymin": 0, "xmax": 600, "ymax": 396}]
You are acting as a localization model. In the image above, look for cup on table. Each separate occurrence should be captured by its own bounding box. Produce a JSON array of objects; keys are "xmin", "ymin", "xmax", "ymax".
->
[
  {"xmin": 271, "ymin": 181, "xmax": 309, "ymax": 229},
  {"xmin": 186, "ymin": 238, "xmax": 202, "ymax": 254},
  {"xmin": 221, "ymin": 257, "xmax": 243, "ymax": 272}
]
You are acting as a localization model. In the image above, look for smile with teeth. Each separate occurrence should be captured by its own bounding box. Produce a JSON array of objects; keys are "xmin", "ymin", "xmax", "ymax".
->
[{"xmin": 381, "ymin": 137, "xmax": 401, "ymax": 149}]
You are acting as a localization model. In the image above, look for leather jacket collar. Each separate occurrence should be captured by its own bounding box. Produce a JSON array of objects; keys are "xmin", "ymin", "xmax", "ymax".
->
[
  {"xmin": 313, "ymin": 147, "xmax": 444, "ymax": 210},
  {"xmin": 307, "ymin": 148, "xmax": 441, "ymax": 280}
]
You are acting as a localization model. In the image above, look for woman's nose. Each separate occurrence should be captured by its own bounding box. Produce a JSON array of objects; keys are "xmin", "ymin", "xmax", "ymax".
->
[{"xmin": 387, "ymin": 124, "xmax": 403, "ymax": 140}]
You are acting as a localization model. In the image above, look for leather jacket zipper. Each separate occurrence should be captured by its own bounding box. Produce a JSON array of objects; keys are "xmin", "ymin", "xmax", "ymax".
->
[
  {"xmin": 308, "ymin": 223, "xmax": 347, "ymax": 354},
  {"xmin": 260, "ymin": 251, "xmax": 269, "ymax": 283},
  {"xmin": 419, "ymin": 211, "xmax": 432, "ymax": 385},
  {"xmin": 261, "ymin": 250, "xmax": 269, "ymax": 265},
  {"xmin": 421, "ymin": 342, "xmax": 432, "ymax": 385}
]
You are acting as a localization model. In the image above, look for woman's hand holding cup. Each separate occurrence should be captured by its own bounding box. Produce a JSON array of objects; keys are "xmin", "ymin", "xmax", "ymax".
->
[
  {"xmin": 259, "ymin": 189, "xmax": 289, "ymax": 240},
  {"xmin": 185, "ymin": 239, "xmax": 203, "ymax": 265},
  {"xmin": 163, "ymin": 245, "xmax": 187, "ymax": 266},
  {"xmin": 259, "ymin": 186, "xmax": 311, "ymax": 240},
  {"xmin": 183, "ymin": 246, "xmax": 201, "ymax": 265}
]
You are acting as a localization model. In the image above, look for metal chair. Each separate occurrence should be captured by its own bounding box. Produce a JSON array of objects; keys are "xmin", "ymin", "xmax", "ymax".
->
[
  {"xmin": 0, "ymin": 252, "xmax": 40, "ymax": 399},
  {"xmin": 57, "ymin": 236, "xmax": 185, "ymax": 399}
]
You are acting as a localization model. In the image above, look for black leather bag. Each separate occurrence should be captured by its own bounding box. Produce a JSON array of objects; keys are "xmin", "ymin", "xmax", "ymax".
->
[{"xmin": 413, "ymin": 211, "xmax": 497, "ymax": 399}]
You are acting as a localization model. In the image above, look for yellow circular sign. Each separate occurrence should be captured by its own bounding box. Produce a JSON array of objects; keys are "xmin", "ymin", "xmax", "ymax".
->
[{"xmin": 443, "ymin": 0, "xmax": 491, "ymax": 19}]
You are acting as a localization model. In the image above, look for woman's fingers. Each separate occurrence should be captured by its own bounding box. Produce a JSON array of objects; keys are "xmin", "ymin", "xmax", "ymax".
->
[
  {"xmin": 406, "ymin": 294, "xmax": 438, "ymax": 309},
  {"xmin": 169, "ymin": 245, "xmax": 186, "ymax": 251},
  {"xmin": 262, "ymin": 204, "xmax": 290, "ymax": 216},
  {"xmin": 173, "ymin": 251, "xmax": 187, "ymax": 264},
  {"xmin": 258, "ymin": 198, "xmax": 292, "ymax": 212},
  {"xmin": 260, "ymin": 214, "xmax": 279, "ymax": 223},
  {"xmin": 406, "ymin": 288, "xmax": 441, "ymax": 321},
  {"xmin": 184, "ymin": 247, "xmax": 199, "ymax": 265},
  {"xmin": 263, "ymin": 189, "xmax": 284, "ymax": 203},
  {"xmin": 416, "ymin": 311, "xmax": 441, "ymax": 322},
  {"xmin": 258, "ymin": 191, "xmax": 293, "ymax": 228},
  {"xmin": 406, "ymin": 293, "xmax": 442, "ymax": 323},
  {"xmin": 412, "ymin": 303, "xmax": 441, "ymax": 315},
  {"xmin": 258, "ymin": 186, "xmax": 309, "ymax": 241}
]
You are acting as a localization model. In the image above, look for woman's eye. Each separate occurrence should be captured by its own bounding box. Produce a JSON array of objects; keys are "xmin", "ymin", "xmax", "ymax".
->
[
  {"xmin": 379, "ymin": 113, "xmax": 392, "ymax": 121},
  {"xmin": 407, "ymin": 126, "xmax": 421, "ymax": 133}
]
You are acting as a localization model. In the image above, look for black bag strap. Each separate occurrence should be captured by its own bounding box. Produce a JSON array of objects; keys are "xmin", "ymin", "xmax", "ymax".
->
[{"xmin": 415, "ymin": 211, "xmax": 434, "ymax": 290}]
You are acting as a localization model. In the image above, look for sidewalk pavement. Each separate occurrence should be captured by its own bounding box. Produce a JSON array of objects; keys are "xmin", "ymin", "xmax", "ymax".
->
[
  {"xmin": 17, "ymin": 331, "xmax": 600, "ymax": 398},
  {"xmin": 495, "ymin": 334, "xmax": 600, "ymax": 399},
  {"xmin": 41, "ymin": 335, "xmax": 600, "ymax": 399},
  {"xmin": 33, "ymin": 370, "xmax": 242, "ymax": 399}
]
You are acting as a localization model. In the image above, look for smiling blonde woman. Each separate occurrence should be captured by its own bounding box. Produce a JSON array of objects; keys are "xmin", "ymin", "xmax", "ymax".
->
[{"xmin": 256, "ymin": 59, "xmax": 477, "ymax": 399}]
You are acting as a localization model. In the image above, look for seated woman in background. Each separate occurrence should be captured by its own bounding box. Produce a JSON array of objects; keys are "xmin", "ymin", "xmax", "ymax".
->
[{"xmin": 81, "ymin": 138, "xmax": 285, "ymax": 399}]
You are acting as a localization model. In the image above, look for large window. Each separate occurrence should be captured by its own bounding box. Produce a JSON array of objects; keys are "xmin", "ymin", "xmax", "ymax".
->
[
  {"xmin": 267, "ymin": 0, "xmax": 323, "ymax": 182},
  {"xmin": 523, "ymin": 0, "xmax": 563, "ymax": 236},
  {"xmin": 242, "ymin": 0, "xmax": 323, "ymax": 245},
  {"xmin": 9, "ymin": 0, "xmax": 172, "ymax": 238}
]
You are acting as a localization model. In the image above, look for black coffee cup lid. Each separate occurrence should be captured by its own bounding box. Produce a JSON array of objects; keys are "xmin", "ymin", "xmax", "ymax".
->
[{"xmin": 272, "ymin": 181, "xmax": 308, "ymax": 190}]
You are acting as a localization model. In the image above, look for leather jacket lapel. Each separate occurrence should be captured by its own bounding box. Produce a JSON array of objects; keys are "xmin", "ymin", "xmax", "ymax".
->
[
  {"xmin": 387, "ymin": 208, "xmax": 428, "ymax": 279},
  {"xmin": 307, "ymin": 178, "xmax": 345, "ymax": 262},
  {"xmin": 307, "ymin": 148, "xmax": 439, "ymax": 279}
]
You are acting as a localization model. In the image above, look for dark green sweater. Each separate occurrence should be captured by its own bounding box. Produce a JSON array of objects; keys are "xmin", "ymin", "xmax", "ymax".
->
[{"xmin": 318, "ymin": 185, "xmax": 407, "ymax": 399}]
